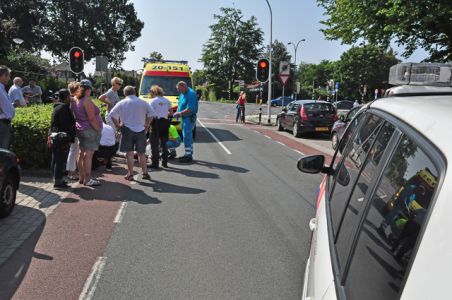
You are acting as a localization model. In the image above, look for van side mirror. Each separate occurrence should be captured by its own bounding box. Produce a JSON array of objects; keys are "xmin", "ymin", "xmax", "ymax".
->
[{"xmin": 297, "ymin": 155, "xmax": 332, "ymax": 174}]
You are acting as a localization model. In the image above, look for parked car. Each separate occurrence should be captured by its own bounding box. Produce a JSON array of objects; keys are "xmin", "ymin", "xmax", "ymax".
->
[
  {"xmin": 299, "ymin": 63, "xmax": 452, "ymax": 300},
  {"xmin": 276, "ymin": 100, "xmax": 338, "ymax": 137},
  {"xmin": 332, "ymin": 100, "xmax": 355, "ymax": 118},
  {"xmin": 330, "ymin": 105, "xmax": 362, "ymax": 149},
  {"xmin": 0, "ymin": 149, "xmax": 20, "ymax": 218},
  {"xmin": 270, "ymin": 96, "xmax": 294, "ymax": 107}
]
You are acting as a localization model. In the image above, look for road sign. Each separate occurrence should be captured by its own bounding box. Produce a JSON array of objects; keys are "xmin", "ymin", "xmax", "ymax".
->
[
  {"xmin": 279, "ymin": 61, "xmax": 290, "ymax": 76},
  {"xmin": 96, "ymin": 56, "xmax": 108, "ymax": 72},
  {"xmin": 278, "ymin": 74, "xmax": 290, "ymax": 86},
  {"xmin": 335, "ymin": 81, "xmax": 339, "ymax": 92}
]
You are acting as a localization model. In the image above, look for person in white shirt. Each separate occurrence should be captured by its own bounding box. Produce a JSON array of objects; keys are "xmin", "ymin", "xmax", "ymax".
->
[
  {"xmin": 0, "ymin": 66, "xmax": 15, "ymax": 149},
  {"xmin": 148, "ymin": 85, "xmax": 173, "ymax": 169},
  {"xmin": 8, "ymin": 77, "xmax": 25, "ymax": 107},
  {"xmin": 109, "ymin": 86, "xmax": 156, "ymax": 180},
  {"xmin": 92, "ymin": 122, "xmax": 118, "ymax": 170}
]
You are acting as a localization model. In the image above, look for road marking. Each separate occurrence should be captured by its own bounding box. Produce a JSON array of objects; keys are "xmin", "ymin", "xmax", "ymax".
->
[
  {"xmin": 197, "ymin": 119, "xmax": 232, "ymax": 155},
  {"xmin": 113, "ymin": 201, "xmax": 128, "ymax": 224},
  {"xmin": 294, "ymin": 150, "xmax": 304, "ymax": 155},
  {"xmin": 277, "ymin": 141, "xmax": 286, "ymax": 146},
  {"xmin": 79, "ymin": 256, "xmax": 107, "ymax": 300},
  {"xmin": 264, "ymin": 135, "xmax": 271, "ymax": 139}
]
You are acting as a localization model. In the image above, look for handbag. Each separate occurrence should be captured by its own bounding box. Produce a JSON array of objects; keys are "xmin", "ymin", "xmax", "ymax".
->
[{"xmin": 50, "ymin": 132, "xmax": 72, "ymax": 146}]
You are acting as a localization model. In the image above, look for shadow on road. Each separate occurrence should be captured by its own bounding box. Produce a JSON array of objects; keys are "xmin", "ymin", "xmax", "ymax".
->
[
  {"xmin": 138, "ymin": 179, "xmax": 205, "ymax": 195},
  {"xmin": 164, "ymin": 166, "xmax": 220, "ymax": 179},
  {"xmin": 0, "ymin": 209, "xmax": 47, "ymax": 299},
  {"xmin": 196, "ymin": 126, "xmax": 242, "ymax": 144},
  {"xmin": 170, "ymin": 159, "xmax": 249, "ymax": 174}
]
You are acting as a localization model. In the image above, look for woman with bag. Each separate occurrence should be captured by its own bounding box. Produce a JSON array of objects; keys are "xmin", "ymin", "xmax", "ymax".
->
[{"xmin": 48, "ymin": 89, "xmax": 76, "ymax": 188}]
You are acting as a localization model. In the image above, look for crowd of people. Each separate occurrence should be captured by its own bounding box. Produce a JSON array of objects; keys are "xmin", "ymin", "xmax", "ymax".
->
[{"xmin": 0, "ymin": 65, "xmax": 198, "ymax": 189}]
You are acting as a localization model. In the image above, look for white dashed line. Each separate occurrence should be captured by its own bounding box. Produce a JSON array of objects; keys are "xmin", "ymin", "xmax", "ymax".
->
[
  {"xmin": 264, "ymin": 135, "xmax": 271, "ymax": 139},
  {"xmin": 197, "ymin": 119, "xmax": 232, "ymax": 155},
  {"xmin": 79, "ymin": 256, "xmax": 107, "ymax": 300},
  {"xmin": 294, "ymin": 150, "xmax": 304, "ymax": 155},
  {"xmin": 277, "ymin": 141, "xmax": 286, "ymax": 146},
  {"xmin": 113, "ymin": 201, "xmax": 128, "ymax": 224}
]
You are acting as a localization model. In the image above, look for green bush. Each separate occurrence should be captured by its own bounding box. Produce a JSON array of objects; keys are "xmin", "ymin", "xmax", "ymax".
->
[
  {"xmin": 11, "ymin": 98, "xmax": 105, "ymax": 169},
  {"xmin": 11, "ymin": 104, "xmax": 53, "ymax": 169}
]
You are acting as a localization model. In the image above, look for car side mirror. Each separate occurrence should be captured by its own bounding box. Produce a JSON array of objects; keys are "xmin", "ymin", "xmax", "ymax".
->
[
  {"xmin": 340, "ymin": 114, "xmax": 345, "ymax": 122},
  {"xmin": 282, "ymin": 107, "xmax": 287, "ymax": 112},
  {"xmin": 297, "ymin": 155, "xmax": 332, "ymax": 174}
]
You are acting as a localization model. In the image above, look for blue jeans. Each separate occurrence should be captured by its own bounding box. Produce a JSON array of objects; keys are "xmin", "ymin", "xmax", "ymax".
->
[
  {"xmin": 167, "ymin": 139, "xmax": 181, "ymax": 151},
  {"xmin": 182, "ymin": 116, "xmax": 194, "ymax": 158}
]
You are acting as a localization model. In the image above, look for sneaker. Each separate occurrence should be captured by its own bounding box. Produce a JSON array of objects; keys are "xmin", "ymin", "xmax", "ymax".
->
[
  {"xmin": 147, "ymin": 163, "xmax": 159, "ymax": 169},
  {"xmin": 179, "ymin": 156, "xmax": 193, "ymax": 163},
  {"xmin": 54, "ymin": 181, "xmax": 70, "ymax": 188},
  {"xmin": 85, "ymin": 178, "xmax": 101, "ymax": 186},
  {"xmin": 162, "ymin": 162, "xmax": 168, "ymax": 168}
]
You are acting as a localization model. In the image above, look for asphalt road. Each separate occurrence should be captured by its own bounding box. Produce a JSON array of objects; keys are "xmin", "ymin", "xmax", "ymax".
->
[{"xmin": 91, "ymin": 102, "xmax": 323, "ymax": 299}]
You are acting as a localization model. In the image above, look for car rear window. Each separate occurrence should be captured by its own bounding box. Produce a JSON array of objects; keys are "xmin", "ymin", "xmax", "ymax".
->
[
  {"xmin": 336, "ymin": 102, "xmax": 354, "ymax": 109},
  {"xmin": 304, "ymin": 103, "xmax": 334, "ymax": 112}
]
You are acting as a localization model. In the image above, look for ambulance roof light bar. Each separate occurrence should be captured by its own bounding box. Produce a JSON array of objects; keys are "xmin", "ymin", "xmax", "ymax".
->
[{"xmin": 389, "ymin": 63, "xmax": 452, "ymax": 86}]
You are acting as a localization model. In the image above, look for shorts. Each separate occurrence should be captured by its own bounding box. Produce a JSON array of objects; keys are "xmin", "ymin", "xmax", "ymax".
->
[
  {"xmin": 120, "ymin": 126, "xmax": 146, "ymax": 154},
  {"xmin": 77, "ymin": 129, "xmax": 101, "ymax": 151}
]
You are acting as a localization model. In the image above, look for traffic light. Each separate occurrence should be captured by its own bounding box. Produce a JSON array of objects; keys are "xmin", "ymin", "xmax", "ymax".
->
[
  {"xmin": 256, "ymin": 58, "xmax": 270, "ymax": 83},
  {"xmin": 69, "ymin": 47, "xmax": 84, "ymax": 74}
]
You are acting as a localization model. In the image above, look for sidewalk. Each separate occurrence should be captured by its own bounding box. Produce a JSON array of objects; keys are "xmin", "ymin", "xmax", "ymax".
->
[
  {"xmin": 245, "ymin": 113, "xmax": 277, "ymax": 126},
  {"xmin": 0, "ymin": 176, "xmax": 70, "ymax": 266}
]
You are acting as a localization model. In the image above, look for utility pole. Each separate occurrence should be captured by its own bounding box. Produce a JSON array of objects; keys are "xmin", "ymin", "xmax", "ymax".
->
[
  {"xmin": 288, "ymin": 38, "xmax": 305, "ymax": 99},
  {"xmin": 265, "ymin": 0, "xmax": 272, "ymax": 124}
]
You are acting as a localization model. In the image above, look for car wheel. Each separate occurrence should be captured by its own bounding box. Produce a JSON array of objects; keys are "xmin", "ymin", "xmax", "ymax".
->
[
  {"xmin": 0, "ymin": 174, "xmax": 17, "ymax": 218},
  {"xmin": 293, "ymin": 123, "xmax": 301, "ymax": 138},
  {"xmin": 277, "ymin": 118, "xmax": 283, "ymax": 131},
  {"xmin": 331, "ymin": 132, "xmax": 339, "ymax": 150}
]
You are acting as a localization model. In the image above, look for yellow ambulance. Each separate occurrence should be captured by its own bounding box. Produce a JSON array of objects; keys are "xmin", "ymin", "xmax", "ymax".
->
[{"xmin": 139, "ymin": 59, "xmax": 194, "ymax": 131}]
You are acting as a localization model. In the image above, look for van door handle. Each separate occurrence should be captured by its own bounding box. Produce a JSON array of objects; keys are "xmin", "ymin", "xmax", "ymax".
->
[{"xmin": 309, "ymin": 218, "xmax": 317, "ymax": 231}]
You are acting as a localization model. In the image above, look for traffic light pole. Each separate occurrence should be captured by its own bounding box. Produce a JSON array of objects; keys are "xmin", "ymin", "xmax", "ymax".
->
[{"xmin": 266, "ymin": 0, "xmax": 272, "ymax": 125}]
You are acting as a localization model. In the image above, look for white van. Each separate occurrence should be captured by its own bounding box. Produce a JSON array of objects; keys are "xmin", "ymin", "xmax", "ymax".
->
[{"xmin": 298, "ymin": 63, "xmax": 452, "ymax": 299}]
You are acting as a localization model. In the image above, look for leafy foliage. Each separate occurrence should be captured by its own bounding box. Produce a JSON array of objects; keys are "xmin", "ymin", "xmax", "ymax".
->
[
  {"xmin": 141, "ymin": 51, "xmax": 164, "ymax": 64},
  {"xmin": 318, "ymin": 0, "xmax": 452, "ymax": 61},
  {"xmin": 200, "ymin": 7, "xmax": 264, "ymax": 95}
]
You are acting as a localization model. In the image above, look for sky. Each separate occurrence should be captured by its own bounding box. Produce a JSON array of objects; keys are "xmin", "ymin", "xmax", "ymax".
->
[{"xmin": 84, "ymin": 0, "xmax": 428, "ymax": 75}]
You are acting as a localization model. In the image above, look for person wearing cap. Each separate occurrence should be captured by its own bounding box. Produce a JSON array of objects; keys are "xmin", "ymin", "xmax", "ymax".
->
[
  {"xmin": 8, "ymin": 77, "xmax": 26, "ymax": 107},
  {"xmin": 148, "ymin": 85, "xmax": 173, "ymax": 169},
  {"xmin": 0, "ymin": 66, "xmax": 15, "ymax": 149},
  {"xmin": 72, "ymin": 79, "xmax": 103, "ymax": 187},
  {"xmin": 48, "ymin": 89, "xmax": 76, "ymax": 188}
]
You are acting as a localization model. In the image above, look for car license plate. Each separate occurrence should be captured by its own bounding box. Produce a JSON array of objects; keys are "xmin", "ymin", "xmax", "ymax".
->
[{"xmin": 315, "ymin": 127, "xmax": 329, "ymax": 132}]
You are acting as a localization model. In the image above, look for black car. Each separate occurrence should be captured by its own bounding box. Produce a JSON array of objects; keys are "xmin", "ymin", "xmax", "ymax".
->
[
  {"xmin": 276, "ymin": 100, "xmax": 338, "ymax": 137},
  {"xmin": 0, "ymin": 149, "xmax": 20, "ymax": 218}
]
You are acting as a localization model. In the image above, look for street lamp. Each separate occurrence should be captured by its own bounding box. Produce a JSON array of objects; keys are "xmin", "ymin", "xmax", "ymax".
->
[
  {"xmin": 288, "ymin": 38, "xmax": 305, "ymax": 99},
  {"xmin": 12, "ymin": 37, "xmax": 24, "ymax": 45},
  {"xmin": 265, "ymin": 0, "xmax": 272, "ymax": 124}
]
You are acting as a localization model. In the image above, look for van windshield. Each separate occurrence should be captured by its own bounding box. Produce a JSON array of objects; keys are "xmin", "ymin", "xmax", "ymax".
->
[{"xmin": 140, "ymin": 76, "xmax": 192, "ymax": 96}]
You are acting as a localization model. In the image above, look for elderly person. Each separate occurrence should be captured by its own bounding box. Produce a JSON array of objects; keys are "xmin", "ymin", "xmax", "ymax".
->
[
  {"xmin": 148, "ymin": 85, "xmax": 173, "ymax": 169},
  {"xmin": 0, "ymin": 66, "xmax": 15, "ymax": 149},
  {"xmin": 172, "ymin": 81, "xmax": 198, "ymax": 163},
  {"xmin": 8, "ymin": 77, "xmax": 25, "ymax": 107},
  {"xmin": 48, "ymin": 89, "xmax": 76, "ymax": 188},
  {"xmin": 72, "ymin": 79, "xmax": 103, "ymax": 187},
  {"xmin": 22, "ymin": 79, "xmax": 42, "ymax": 104},
  {"xmin": 99, "ymin": 77, "xmax": 123, "ymax": 128},
  {"xmin": 110, "ymin": 86, "xmax": 155, "ymax": 181}
]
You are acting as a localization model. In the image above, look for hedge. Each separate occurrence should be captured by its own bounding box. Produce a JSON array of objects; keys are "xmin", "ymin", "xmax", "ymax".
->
[{"xmin": 10, "ymin": 99, "xmax": 106, "ymax": 169}]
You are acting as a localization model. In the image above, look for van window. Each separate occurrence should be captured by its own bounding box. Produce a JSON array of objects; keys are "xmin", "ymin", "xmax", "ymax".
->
[
  {"xmin": 140, "ymin": 76, "xmax": 192, "ymax": 96},
  {"xmin": 344, "ymin": 135, "xmax": 439, "ymax": 300},
  {"xmin": 330, "ymin": 114, "xmax": 383, "ymax": 236},
  {"xmin": 304, "ymin": 103, "xmax": 334, "ymax": 112},
  {"xmin": 335, "ymin": 122, "xmax": 395, "ymax": 267}
]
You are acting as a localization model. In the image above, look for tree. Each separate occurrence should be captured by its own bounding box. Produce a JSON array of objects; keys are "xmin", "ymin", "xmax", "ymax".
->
[
  {"xmin": 337, "ymin": 45, "xmax": 399, "ymax": 101},
  {"xmin": 192, "ymin": 69, "xmax": 207, "ymax": 87},
  {"xmin": 141, "ymin": 51, "xmax": 164, "ymax": 64},
  {"xmin": 298, "ymin": 60, "xmax": 338, "ymax": 99},
  {"xmin": 43, "ymin": 0, "xmax": 143, "ymax": 67},
  {"xmin": 318, "ymin": 0, "xmax": 452, "ymax": 61},
  {"xmin": 200, "ymin": 7, "xmax": 264, "ymax": 96}
]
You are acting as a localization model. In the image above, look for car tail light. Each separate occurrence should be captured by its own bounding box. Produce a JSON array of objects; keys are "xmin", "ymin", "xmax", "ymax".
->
[{"xmin": 300, "ymin": 107, "xmax": 309, "ymax": 121}]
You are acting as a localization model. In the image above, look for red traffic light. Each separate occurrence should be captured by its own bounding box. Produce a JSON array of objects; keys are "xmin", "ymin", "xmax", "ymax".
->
[
  {"xmin": 259, "ymin": 61, "xmax": 268, "ymax": 68},
  {"xmin": 69, "ymin": 47, "xmax": 84, "ymax": 74},
  {"xmin": 256, "ymin": 58, "xmax": 270, "ymax": 83},
  {"xmin": 74, "ymin": 51, "xmax": 81, "ymax": 58}
]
